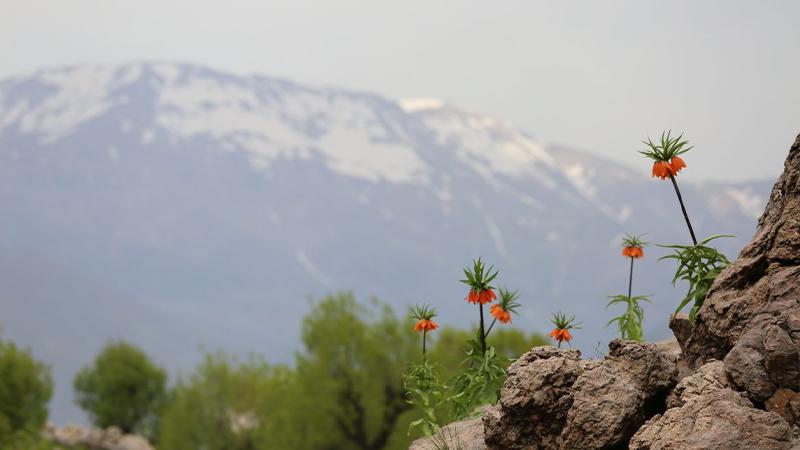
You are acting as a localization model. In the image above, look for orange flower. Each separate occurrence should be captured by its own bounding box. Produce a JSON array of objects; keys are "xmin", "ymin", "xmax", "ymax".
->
[
  {"xmin": 466, "ymin": 288, "xmax": 496, "ymax": 305},
  {"xmin": 413, "ymin": 319, "xmax": 438, "ymax": 333},
  {"xmin": 490, "ymin": 304, "xmax": 512, "ymax": 324},
  {"xmin": 670, "ymin": 156, "xmax": 686, "ymax": 174},
  {"xmin": 622, "ymin": 246, "xmax": 644, "ymax": 259},
  {"xmin": 549, "ymin": 328, "xmax": 572, "ymax": 343},
  {"xmin": 651, "ymin": 161, "xmax": 675, "ymax": 179}
]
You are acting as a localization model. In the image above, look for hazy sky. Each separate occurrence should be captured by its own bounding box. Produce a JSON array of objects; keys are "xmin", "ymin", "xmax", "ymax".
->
[{"xmin": 3, "ymin": 0, "xmax": 798, "ymax": 181}]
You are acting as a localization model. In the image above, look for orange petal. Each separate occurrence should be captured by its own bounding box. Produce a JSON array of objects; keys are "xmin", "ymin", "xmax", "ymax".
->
[{"xmin": 671, "ymin": 156, "xmax": 686, "ymax": 174}]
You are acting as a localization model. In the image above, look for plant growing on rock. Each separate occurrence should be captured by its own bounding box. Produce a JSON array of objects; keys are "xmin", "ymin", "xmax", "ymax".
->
[
  {"xmin": 659, "ymin": 235, "xmax": 732, "ymax": 323},
  {"xmin": 449, "ymin": 259, "xmax": 515, "ymax": 419},
  {"xmin": 641, "ymin": 131, "xmax": 731, "ymax": 324},
  {"xmin": 607, "ymin": 234, "xmax": 651, "ymax": 341},
  {"xmin": 460, "ymin": 258, "xmax": 498, "ymax": 355},
  {"xmin": 549, "ymin": 312, "xmax": 580, "ymax": 348},
  {"xmin": 405, "ymin": 304, "xmax": 446, "ymax": 436}
]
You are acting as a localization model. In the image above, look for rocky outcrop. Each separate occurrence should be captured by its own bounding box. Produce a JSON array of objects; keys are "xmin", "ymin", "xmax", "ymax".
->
[
  {"xmin": 666, "ymin": 360, "xmax": 730, "ymax": 408},
  {"xmin": 409, "ymin": 133, "xmax": 800, "ymax": 450},
  {"xmin": 482, "ymin": 341, "xmax": 676, "ymax": 450},
  {"xmin": 560, "ymin": 340, "xmax": 677, "ymax": 449},
  {"xmin": 682, "ymin": 133, "xmax": 800, "ymax": 368},
  {"xmin": 43, "ymin": 423, "xmax": 154, "ymax": 450},
  {"xmin": 629, "ymin": 389, "xmax": 794, "ymax": 450},
  {"xmin": 482, "ymin": 347, "xmax": 592, "ymax": 450}
]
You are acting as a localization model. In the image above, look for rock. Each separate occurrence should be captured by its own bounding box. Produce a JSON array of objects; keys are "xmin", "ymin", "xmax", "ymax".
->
[
  {"xmin": 629, "ymin": 389, "xmax": 794, "ymax": 450},
  {"xmin": 409, "ymin": 417, "xmax": 486, "ymax": 450},
  {"xmin": 669, "ymin": 313, "xmax": 692, "ymax": 354},
  {"xmin": 765, "ymin": 388, "xmax": 800, "ymax": 427},
  {"xmin": 482, "ymin": 346, "xmax": 591, "ymax": 450},
  {"xmin": 724, "ymin": 297, "xmax": 800, "ymax": 401},
  {"xmin": 46, "ymin": 424, "xmax": 155, "ymax": 450},
  {"xmin": 52, "ymin": 424, "xmax": 90, "ymax": 447},
  {"xmin": 667, "ymin": 360, "xmax": 730, "ymax": 408},
  {"xmin": 682, "ymin": 133, "xmax": 800, "ymax": 367},
  {"xmin": 560, "ymin": 339, "xmax": 678, "ymax": 450},
  {"xmin": 483, "ymin": 341, "xmax": 676, "ymax": 450},
  {"xmin": 109, "ymin": 434, "xmax": 155, "ymax": 450}
]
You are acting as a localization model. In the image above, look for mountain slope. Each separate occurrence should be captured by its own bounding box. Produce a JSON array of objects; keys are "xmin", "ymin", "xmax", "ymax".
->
[{"xmin": 0, "ymin": 62, "xmax": 773, "ymax": 423}]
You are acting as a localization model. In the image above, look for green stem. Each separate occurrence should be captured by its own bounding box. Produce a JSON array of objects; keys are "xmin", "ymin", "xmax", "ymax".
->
[
  {"xmin": 422, "ymin": 331, "xmax": 427, "ymax": 359},
  {"xmin": 484, "ymin": 318, "xmax": 497, "ymax": 339},
  {"xmin": 478, "ymin": 303, "xmax": 486, "ymax": 355},
  {"xmin": 669, "ymin": 174, "xmax": 698, "ymax": 245},
  {"xmin": 628, "ymin": 257, "xmax": 634, "ymax": 300}
]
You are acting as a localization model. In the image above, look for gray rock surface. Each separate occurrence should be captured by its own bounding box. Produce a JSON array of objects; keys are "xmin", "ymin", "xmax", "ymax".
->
[
  {"xmin": 560, "ymin": 340, "xmax": 678, "ymax": 450},
  {"xmin": 629, "ymin": 389, "xmax": 794, "ymax": 450},
  {"xmin": 482, "ymin": 347, "xmax": 591, "ymax": 450},
  {"xmin": 683, "ymin": 133, "xmax": 800, "ymax": 367},
  {"xmin": 667, "ymin": 360, "xmax": 730, "ymax": 408},
  {"xmin": 409, "ymin": 418, "xmax": 486, "ymax": 450},
  {"xmin": 483, "ymin": 341, "xmax": 676, "ymax": 450}
]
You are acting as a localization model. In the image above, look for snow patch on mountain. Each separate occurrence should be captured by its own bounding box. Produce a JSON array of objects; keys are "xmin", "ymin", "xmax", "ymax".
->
[
  {"xmin": 399, "ymin": 98, "xmax": 446, "ymax": 112},
  {"xmin": 725, "ymin": 187, "xmax": 766, "ymax": 219}
]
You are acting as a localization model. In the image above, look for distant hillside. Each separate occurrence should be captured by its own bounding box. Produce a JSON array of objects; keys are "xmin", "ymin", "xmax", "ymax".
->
[{"xmin": 0, "ymin": 62, "xmax": 774, "ymax": 422}]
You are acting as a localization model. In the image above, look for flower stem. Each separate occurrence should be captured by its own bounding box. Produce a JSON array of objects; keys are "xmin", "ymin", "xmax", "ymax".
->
[
  {"xmin": 484, "ymin": 318, "xmax": 497, "ymax": 339},
  {"xmin": 422, "ymin": 331, "xmax": 427, "ymax": 359},
  {"xmin": 478, "ymin": 303, "xmax": 487, "ymax": 355},
  {"xmin": 628, "ymin": 257, "xmax": 634, "ymax": 300},
  {"xmin": 669, "ymin": 174, "xmax": 698, "ymax": 245}
]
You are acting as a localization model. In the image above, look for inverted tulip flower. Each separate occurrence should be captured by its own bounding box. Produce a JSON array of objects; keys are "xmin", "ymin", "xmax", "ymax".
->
[
  {"xmin": 486, "ymin": 288, "xmax": 521, "ymax": 337},
  {"xmin": 460, "ymin": 258, "xmax": 498, "ymax": 354},
  {"xmin": 607, "ymin": 234, "xmax": 651, "ymax": 341},
  {"xmin": 640, "ymin": 131, "xmax": 697, "ymax": 244},
  {"xmin": 411, "ymin": 304, "xmax": 439, "ymax": 358},
  {"xmin": 549, "ymin": 312, "xmax": 581, "ymax": 349}
]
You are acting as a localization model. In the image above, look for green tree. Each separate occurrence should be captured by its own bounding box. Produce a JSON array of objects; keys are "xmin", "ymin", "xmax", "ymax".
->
[
  {"xmin": 159, "ymin": 353, "xmax": 293, "ymax": 450},
  {"xmin": 0, "ymin": 338, "xmax": 53, "ymax": 450},
  {"xmin": 286, "ymin": 292, "xmax": 418, "ymax": 450},
  {"xmin": 74, "ymin": 341, "xmax": 167, "ymax": 437}
]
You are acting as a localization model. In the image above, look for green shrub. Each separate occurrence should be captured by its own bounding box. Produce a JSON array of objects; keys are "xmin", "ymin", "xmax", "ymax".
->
[
  {"xmin": 0, "ymin": 338, "xmax": 53, "ymax": 449},
  {"xmin": 74, "ymin": 341, "xmax": 167, "ymax": 437}
]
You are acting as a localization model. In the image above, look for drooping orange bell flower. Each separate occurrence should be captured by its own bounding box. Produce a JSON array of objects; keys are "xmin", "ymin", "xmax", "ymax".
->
[
  {"xmin": 465, "ymin": 288, "xmax": 496, "ymax": 305},
  {"xmin": 549, "ymin": 328, "xmax": 572, "ymax": 343},
  {"xmin": 670, "ymin": 156, "xmax": 686, "ymax": 174},
  {"xmin": 622, "ymin": 246, "xmax": 644, "ymax": 259},
  {"xmin": 490, "ymin": 304, "xmax": 512, "ymax": 324},
  {"xmin": 413, "ymin": 319, "xmax": 439, "ymax": 332},
  {"xmin": 621, "ymin": 233, "xmax": 647, "ymax": 259},
  {"xmin": 651, "ymin": 161, "xmax": 674, "ymax": 179},
  {"xmin": 550, "ymin": 311, "xmax": 580, "ymax": 349}
]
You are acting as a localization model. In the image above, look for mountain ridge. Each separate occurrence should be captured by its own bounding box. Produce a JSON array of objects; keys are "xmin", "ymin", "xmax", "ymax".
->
[{"xmin": 0, "ymin": 62, "xmax": 774, "ymax": 423}]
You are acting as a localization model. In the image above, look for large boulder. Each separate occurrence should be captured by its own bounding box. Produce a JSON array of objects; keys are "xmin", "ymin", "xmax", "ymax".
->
[
  {"xmin": 482, "ymin": 347, "xmax": 592, "ymax": 450},
  {"xmin": 483, "ymin": 341, "xmax": 676, "ymax": 450},
  {"xmin": 560, "ymin": 340, "xmax": 677, "ymax": 450},
  {"xmin": 629, "ymin": 389, "xmax": 794, "ymax": 450},
  {"xmin": 682, "ymin": 133, "xmax": 800, "ymax": 367}
]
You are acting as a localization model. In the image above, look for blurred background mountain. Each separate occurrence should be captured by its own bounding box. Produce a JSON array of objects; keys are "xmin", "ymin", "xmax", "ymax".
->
[{"xmin": 0, "ymin": 62, "xmax": 774, "ymax": 423}]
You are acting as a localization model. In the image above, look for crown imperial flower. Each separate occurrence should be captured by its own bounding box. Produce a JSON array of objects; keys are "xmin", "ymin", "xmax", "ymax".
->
[
  {"xmin": 549, "ymin": 312, "xmax": 581, "ymax": 348},
  {"xmin": 460, "ymin": 258, "xmax": 499, "ymax": 305},
  {"xmin": 621, "ymin": 233, "xmax": 648, "ymax": 259},
  {"xmin": 640, "ymin": 131, "xmax": 692, "ymax": 180}
]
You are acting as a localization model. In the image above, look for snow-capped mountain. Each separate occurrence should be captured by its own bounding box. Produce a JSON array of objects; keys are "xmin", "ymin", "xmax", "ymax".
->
[{"xmin": 0, "ymin": 63, "xmax": 773, "ymax": 422}]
